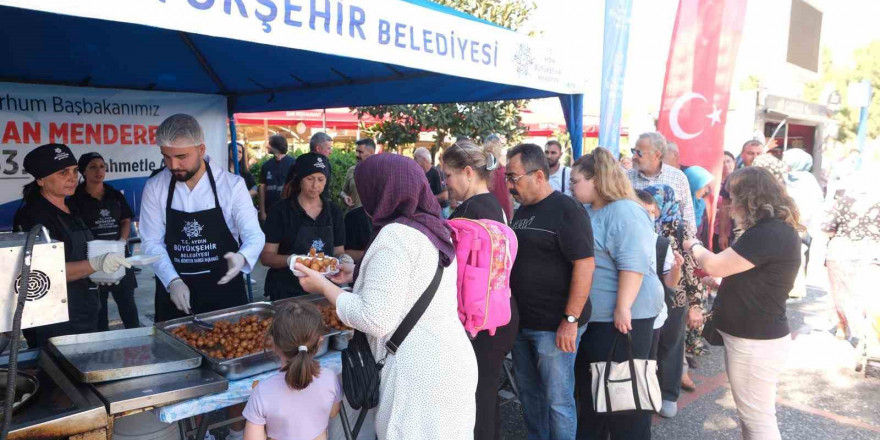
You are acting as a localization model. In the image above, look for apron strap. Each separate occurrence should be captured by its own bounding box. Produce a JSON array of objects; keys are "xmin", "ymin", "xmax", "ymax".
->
[{"xmin": 166, "ymin": 160, "xmax": 221, "ymax": 210}]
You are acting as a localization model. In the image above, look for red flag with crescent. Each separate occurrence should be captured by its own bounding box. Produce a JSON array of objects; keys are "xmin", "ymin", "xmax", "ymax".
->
[{"xmin": 657, "ymin": 0, "xmax": 747, "ymax": 245}]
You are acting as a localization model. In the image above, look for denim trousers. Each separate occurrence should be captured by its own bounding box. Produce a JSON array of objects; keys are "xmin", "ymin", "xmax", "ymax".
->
[{"xmin": 512, "ymin": 325, "xmax": 587, "ymax": 440}]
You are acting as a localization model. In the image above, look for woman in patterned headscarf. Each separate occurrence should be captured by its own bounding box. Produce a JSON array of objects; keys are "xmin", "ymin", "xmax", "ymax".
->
[{"xmin": 645, "ymin": 184, "xmax": 708, "ymax": 393}]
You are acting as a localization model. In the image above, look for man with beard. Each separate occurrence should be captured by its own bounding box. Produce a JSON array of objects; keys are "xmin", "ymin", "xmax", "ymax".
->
[
  {"xmin": 544, "ymin": 140, "xmax": 572, "ymax": 196},
  {"xmin": 341, "ymin": 138, "xmax": 375, "ymax": 263},
  {"xmin": 140, "ymin": 113, "xmax": 265, "ymax": 323}
]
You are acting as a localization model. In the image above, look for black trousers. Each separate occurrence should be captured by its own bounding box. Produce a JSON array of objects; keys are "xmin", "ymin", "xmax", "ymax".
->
[
  {"xmin": 98, "ymin": 269, "xmax": 139, "ymax": 330},
  {"xmin": 472, "ymin": 299, "xmax": 519, "ymax": 440},
  {"xmin": 657, "ymin": 306, "xmax": 687, "ymax": 402},
  {"xmin": 575, "ymin": 318, "xmax": 655, "ymax": 440}
]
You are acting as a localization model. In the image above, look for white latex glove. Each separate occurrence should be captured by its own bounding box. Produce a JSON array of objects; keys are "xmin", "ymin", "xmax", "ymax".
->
[
  {"xmin": 218, "ymin": 252, "xmax": 246, "ymax": 285},
  {"xmin": 89, "ymin": 252, "xmax": 131, "ymax": 274},
  {"xmin": 169, "ymin": 278, "xmax": 191, "ymax": 314}
]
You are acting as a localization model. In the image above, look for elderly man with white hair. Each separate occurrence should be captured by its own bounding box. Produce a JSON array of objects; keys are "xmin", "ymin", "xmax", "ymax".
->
[
  {"xmin": 663, "ymin": 141, "xmax": 681, "ymax": 169},
  {"xmin": 141, "ymin": 113, "xmax": 265, "ymax": 323},
  {"xmin": 413, "ymin": 146, "xmax": 449, "ymax": 216}
]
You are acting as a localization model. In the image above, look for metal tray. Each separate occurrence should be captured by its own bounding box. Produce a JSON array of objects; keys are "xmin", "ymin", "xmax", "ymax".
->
[
  {"xmin": 46, "ymin": 327, "xmax": 202, "ymax": 383},
  {"xmin": 331, "ymin": 330, "xmax": 353, "ymax": 351},
  {"xmin": 155, "ymin": 303, "xmax": 281, "ymax": 380}
]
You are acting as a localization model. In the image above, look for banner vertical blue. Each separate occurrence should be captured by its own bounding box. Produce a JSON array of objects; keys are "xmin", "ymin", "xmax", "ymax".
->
[{"xmin": 599, "ymin": 0, "xmax": 633, "ymax": 158}]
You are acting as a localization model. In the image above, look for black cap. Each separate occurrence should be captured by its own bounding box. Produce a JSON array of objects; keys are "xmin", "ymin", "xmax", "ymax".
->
[
  {"xmin": 24, "ymin": 144, "xmax": 78, "ymax": 179},
  {"xmin": 78, "ymin": 152, "xmax": 104, "ymax": 175},
  {"xmin": 268, "ymin": 135, "xmax": 288, "ymax": 154},
  {"xmin": 288, "ymin": 153, "xmax": 329, "ymax": 185}
]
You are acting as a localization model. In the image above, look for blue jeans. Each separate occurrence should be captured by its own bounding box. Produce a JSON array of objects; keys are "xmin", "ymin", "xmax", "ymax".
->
[{"xmin": 512, "ymin": 326, "xmax": 587, "ymax": 440}]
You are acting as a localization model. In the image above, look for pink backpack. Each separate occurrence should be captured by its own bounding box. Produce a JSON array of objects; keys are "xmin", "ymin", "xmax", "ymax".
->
[{"xmin": 447, "ymin": 218, "xmax": 518, "ymax": 337}]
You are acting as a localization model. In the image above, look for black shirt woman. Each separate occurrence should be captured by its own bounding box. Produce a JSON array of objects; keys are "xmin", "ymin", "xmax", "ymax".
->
[
  {"xmin": 441, "ymin": 140, "xmax": 518, "ymax": 440},
  {"xmin": 685, "ymin": 167, "xmax": 802, "ymax": 439},
  {"xmin": 229, "ymin": 141, "xmax": 258, "ymax": 198},
  {"xmin": 260, "ymin": 153, "xmax": 345, "ymax": 300},
  {"xmin": 13, "ymin": 144, "xmax": 130, "ymax": 347},
  {"xmin": 69, "ymin": 152, "xmax": 140, "ymax": 330}
]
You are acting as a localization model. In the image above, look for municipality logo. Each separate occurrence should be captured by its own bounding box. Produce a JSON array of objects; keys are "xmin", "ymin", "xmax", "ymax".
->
[
  {"xmin": 99, "ymin": 209, "xmax": 110, "ymax": 218},
  {"xmin": 53, "ymin": 147, "xmax": 70, "ymax": 161},
  {"xmin": 513, "ymin": 43, "xmax": 534, "ymax": 77},
  {"xmin": 311, "ymin": 238, "xmax": 325, "ymax": 252},
  {"xmin": 182, "ymin": 220, "xmax": 204, "ymax": 239},
  {"xmin": 315, "ymin": 157, "xmax": 326, "ymax": 169}
]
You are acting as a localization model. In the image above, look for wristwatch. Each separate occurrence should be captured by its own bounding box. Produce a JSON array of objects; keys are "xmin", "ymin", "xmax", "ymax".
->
[
  {"xmin": 688, "ymin": 240, "xmax": 703, "ymax": 253},
  {"xmin": 563, "ymin": 314, "xmax": 578, "ymax": 323}
]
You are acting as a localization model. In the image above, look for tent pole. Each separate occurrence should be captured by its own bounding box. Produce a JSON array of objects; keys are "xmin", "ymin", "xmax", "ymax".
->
[{"xmin": 229, "ymin": 112, "xmax": 254, "ymax": 303}]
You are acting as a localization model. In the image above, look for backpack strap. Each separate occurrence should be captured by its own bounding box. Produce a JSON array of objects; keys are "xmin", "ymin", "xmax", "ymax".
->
[{"xmin": 385, "ymin": 263, "xmax": 444, "ymax": 355}]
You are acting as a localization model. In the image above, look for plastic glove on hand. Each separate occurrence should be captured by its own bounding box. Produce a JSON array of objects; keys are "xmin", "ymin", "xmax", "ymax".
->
[
  {"xmin": 89, "ymin": 252, "xmax": 131, "ymax": 274},
  {"xmin": 169, "ymin": 278, "xmax": 191, "ymax": 314},
  {"xmin": 217, "ymin": 252, "xmax": 246, "ymax": 285}
]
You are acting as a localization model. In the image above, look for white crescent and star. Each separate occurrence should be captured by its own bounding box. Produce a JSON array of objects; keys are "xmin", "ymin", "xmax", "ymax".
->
[{"xmin": 669, "ymin": 92, "xmax": 723, "ymax": 140}]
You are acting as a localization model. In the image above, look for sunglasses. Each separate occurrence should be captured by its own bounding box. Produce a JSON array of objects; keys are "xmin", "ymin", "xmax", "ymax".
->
[
  {"xmin": 630, "ymin": 148, "xmax": 645, "ymax": 158},
  {"xmin": 505, "ymin": 170, "xmax": 537, "ymax": 184}
]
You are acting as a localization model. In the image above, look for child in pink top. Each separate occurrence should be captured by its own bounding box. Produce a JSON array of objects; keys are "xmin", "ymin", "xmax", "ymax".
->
[{"xmin": 243, "ymin": 302, "xmax": 342, "ymax": 440}]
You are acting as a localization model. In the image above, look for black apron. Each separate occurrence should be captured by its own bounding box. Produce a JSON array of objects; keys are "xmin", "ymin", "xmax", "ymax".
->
[
  {"xmin": 75, "ymin": 185, "xmax": 137, "ymax": 291},
  {"xmin": 154, "ymin": 164, "xmax": 247, "ymax": 322},
  {"xmin": 24, "ymin": 214, "xmax": 100, "ymax": 347},
  {"xmin": 264, "ymin": 200, "xmax": 334, "ymax": 300}
]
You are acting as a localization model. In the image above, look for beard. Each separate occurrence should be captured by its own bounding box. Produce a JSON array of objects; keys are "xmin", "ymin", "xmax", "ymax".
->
[
  {"xmin": 171, "ymin": 161, "xmax": 201, "ymax": 182},
  {"xmin": 548, "ymin": 157, "xmax": 559, "ymax": 168}
]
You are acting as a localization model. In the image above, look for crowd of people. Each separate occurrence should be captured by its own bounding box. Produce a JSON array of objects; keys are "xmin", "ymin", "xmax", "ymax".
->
[{"xmin": 12, "ymin": 111, "xmax": 877, "ymax": 440}]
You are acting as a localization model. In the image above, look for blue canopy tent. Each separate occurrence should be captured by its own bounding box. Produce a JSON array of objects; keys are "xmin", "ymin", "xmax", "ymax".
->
[{"xmin": 0, "ymin": 0, "xmax": 586, "ymax": 224}]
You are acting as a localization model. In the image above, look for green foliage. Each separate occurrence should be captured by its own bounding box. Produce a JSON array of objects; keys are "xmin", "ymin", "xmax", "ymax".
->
[
  {"xmin": 355, "ymin": 0, "xmax": 535, "ymax": 155},
  {"xmin": 804, "ymin": 42, "xmax": 880, "ymax": 142},
  {"xmin": 327, "ymin": 150, "xmax": 357, "ymax": 207}
]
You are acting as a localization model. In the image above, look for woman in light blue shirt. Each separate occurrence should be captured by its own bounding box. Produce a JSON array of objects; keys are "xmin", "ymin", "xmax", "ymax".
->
[{"xmin": 570, "ymin": 147, "xmax": 663, "ymax": 440}]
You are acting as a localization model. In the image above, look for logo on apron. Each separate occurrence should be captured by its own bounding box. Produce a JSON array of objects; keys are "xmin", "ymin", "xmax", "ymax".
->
[
  {"xmin": 311, "ymin": 238, "xmax": 325, "ymax": 252},
  {"xmin": 182, "ymin": 220, "xmax": 204, "ymax": 239},
  {"xmin": 99, "ymin": 209, "xmax": 110, "ymax": 218}
]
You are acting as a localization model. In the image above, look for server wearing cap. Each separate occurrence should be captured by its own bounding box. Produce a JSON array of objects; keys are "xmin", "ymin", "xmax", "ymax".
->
[
  {"xmin": 258, "ymin": 134, "xmax": 295, "ymax": 222},
  {"xmin": 139, "ymin": 114, "xmax": 265, "ymax": 322},
  {"xmin": 13, "ymin": 143, "xmax": 130, "ymax": 347},
  {"xmin": 260, "ymin": 153, "xmax": 346, "ymax": 300},
  {"xmin": 69, "ymin": 152, "xmax": 140, "ymax": 330}
]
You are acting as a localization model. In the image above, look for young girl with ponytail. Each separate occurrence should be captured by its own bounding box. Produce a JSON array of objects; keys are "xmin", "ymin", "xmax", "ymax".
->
[
  {"xmin": 243, "ymin": 302, "xmax": 341, "ymax": 440},
  {"xmin": 569, "ymin": 147, "xmax": 664, "ymax": 439}
]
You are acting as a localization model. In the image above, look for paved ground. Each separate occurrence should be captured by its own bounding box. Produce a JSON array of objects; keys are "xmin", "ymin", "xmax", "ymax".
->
[{"xmin": 112, "ymin": 246, "xmax": 880, "ymax": 439}]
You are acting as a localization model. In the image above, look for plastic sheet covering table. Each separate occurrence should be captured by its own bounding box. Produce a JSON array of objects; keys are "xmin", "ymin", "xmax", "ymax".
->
[{"xmin": 154, "ymin": 350, "xmax": 342, "ymax": 423}]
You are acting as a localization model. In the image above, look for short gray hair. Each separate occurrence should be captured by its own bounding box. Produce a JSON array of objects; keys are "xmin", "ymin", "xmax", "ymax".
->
[
  {"xmin": 413, "ymin": 147, "xmax": 432, "ymax": 163},
  {"xmin": 637, "ymin": 132, "xmax": 667, "ymax": 156},
  {"xmin": 156, "ymin": 114, "xmax": 204, "ymax": 147},
  {"xmin": 485, "ymin": 133, "xmax": 502, "ymax": 143},
  {"xmin": 665, "ymin": 141, "xmax": 679, "ymax": 157},
  {"xmin": 309, "ymin": 132, "xmax": 333, "ymax": 151}
]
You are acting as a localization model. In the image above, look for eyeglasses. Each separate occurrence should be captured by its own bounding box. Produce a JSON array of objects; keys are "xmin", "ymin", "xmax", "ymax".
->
[
  {"xmin": 630, "ymin": 148, "xmax": 644, "ymax": 158},
  {"xmin": 505, "ymin": 170, "xmax": 537, "ymax": 184}
]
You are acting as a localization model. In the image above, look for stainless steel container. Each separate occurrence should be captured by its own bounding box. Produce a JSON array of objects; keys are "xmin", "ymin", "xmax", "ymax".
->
[
  {"xmin": 330, "ymin": 330, "xmax": 353, "ymax": 351},
  {"xmin": 155, "ymin": 303, "xmax": 280, "ymax": 380},
  {"xmin": 47, "ymin": 326, "xmax": 202, "ymax": 383}
]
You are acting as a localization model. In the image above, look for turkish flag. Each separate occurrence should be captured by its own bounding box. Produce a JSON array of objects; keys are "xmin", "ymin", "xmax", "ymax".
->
[{"xmin": 657, "ymin": 0, "xmax": 747, "ymax": 245}]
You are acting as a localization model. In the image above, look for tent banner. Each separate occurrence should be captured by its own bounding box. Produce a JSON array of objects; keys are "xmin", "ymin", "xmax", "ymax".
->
[
  {"xmin": 0, "ymin": 82, "xmax": 228, "ymax": 231},
  {"xmin": 1, "ymin": 0, "xmax": 587, "ymax": 95}
]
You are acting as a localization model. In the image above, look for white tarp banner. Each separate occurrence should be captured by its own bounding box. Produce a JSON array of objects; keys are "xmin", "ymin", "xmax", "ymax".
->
[
  {"xmin": 0, "ymin": 0, "xmax": 588, "ymax": 94},
  {"xmin": 0, "ymin": 82, "xmax": 228, "ymax": 231}
]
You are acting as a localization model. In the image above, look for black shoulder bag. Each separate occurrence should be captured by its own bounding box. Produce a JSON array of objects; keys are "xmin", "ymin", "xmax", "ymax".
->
[{"xmin": 340, "ymin": 263, "xmax": 444, "ymax": 439}]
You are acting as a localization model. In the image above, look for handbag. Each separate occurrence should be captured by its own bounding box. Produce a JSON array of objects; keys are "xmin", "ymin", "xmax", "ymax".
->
[
  {"xmin": 701, "ymin": 293, "xmax": 725, "ymax": 346},
  {"xmin": 701, "ymin": 311, "xmax": 725, "ymax": 346},
  {"xmin": 340, "ymin": 263, "xmax": 444, "ymax": 439},
  {"xmin": 590, "ymin": 332, "xmax": 662, "ymax": 414}
]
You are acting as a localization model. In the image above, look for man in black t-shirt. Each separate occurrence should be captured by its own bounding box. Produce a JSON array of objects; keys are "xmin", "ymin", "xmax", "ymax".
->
[
  {"xmin": 259, "ymin": 135, "xmax": 295, "ymax": 222},
  {"xmin": 506, "ymin": 143, "xmax": 595, "ymax": 440},
  {"xmin": 414, "ymin": 147, "xmax": 449, "ymax": 216}
]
